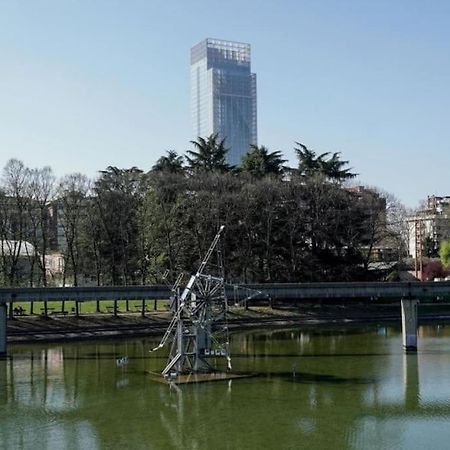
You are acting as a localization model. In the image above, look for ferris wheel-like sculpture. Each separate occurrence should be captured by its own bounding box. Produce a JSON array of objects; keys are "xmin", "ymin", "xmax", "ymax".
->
[{"xmin": 150, "ymin": 225, "xmax": 261, "ymax": 381}]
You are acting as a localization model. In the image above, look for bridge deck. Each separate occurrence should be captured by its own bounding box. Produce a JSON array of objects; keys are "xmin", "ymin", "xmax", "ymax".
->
[{"xmin": 0, "ymin": 281, "xmax": 449, "ymax": 303}]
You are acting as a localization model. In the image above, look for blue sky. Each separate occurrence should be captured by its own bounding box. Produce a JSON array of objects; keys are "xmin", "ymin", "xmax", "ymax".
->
[{"xmin": 1, "ymin": 0, "xmax": 449, "ymax": 207}]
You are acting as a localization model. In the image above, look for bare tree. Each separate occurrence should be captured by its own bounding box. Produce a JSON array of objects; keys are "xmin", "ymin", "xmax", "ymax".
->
[
  {"xmin": 356, "ymin": 187, "xmax": 407, "ymax": 269},
  {"xmin": 0, "ymin": 159, "xmax": 30, "ymax": 286},
  {"xmin": 58, "ymin": 173, "xmax": 90, "ymax": 286},
  {"xmin": 27, "ymin": 166, "xmax": 55, "ymax": 287}
]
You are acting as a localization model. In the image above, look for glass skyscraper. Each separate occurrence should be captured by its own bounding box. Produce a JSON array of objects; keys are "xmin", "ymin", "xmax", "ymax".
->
[{"xmin": 190, "ymin": 38, "xmax": 257, "ymax": 166}]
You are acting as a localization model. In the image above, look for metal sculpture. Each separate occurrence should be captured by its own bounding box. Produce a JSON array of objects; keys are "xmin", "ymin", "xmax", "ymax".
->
[
  {"xmin": 151, "ymin": 225, "xmax": 263, "ymax": 381},
  {"xmin": 151, "ymin": 225, "xmax": 232, "ymax": 378}
]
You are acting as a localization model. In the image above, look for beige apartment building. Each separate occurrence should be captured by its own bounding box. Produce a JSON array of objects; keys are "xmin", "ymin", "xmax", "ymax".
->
[{"xmin": 407, "ymin": 195, "xmax": 450, "ymax": 258}]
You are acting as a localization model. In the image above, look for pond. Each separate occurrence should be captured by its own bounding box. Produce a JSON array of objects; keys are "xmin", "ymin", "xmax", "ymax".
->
[{"xmin": 2, "ymin": 323, "xmax": 450, "ymax": 449}]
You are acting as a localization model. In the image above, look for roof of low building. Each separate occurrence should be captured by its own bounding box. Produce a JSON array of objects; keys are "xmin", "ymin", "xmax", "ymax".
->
[{"xmin": 0, "ymin": 240, "xmax": 36, "ymax": 257}]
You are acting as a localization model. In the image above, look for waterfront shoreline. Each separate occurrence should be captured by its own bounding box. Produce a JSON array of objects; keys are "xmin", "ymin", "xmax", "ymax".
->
[{"xmin": 7, "ymin": 304, "xmax": 450, "ymax": 345}]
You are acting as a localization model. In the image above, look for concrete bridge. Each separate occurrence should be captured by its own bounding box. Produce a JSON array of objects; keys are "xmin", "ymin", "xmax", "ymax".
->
[
  {"xmin": 0, "ymin": 280, "xmax": 449, "ymax": 303},
  {"xmin": 1, "ymin": 280, "xmax": 450, "ymax": 355}
]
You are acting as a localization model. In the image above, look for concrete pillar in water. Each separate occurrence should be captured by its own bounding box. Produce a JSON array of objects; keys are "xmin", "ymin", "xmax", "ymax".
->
[
  {"xmin": 401, "ymin": 298, "xmax": 419, "ymax": 351},
  {"xmin": 0, "ymin": 303, "xmax": 7, "ymax": 356}
]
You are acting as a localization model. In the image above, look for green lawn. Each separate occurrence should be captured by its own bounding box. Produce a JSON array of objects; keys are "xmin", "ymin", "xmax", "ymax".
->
[{"xmin": 11, "ymin": 299, "xmax": 170, "ymax": 315}]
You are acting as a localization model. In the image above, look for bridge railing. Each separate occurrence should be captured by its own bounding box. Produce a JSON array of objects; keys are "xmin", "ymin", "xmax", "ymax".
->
[
  {"xmin": 0, "ymin": 285, "xmax": 171, "ymax": 303},
  {"xmin": 1, "ymin": 281, "xmax": 450, "ymax": 304}
]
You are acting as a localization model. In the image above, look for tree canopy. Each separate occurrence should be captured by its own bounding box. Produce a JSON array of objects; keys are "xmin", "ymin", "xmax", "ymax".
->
[
  {"xmin": 240, "ymin": 145, "xmax": 286, "ymax": 178},
  {"xmin": 440, "ymin": 240, "xmax": 450, "ymax": 269},
  {"xmin": 186, "ymin": 134, "xmax": 231, "ymax": 173},
  {"xmin": 0, "ymin": 139, "xmax": 406, "ymax": 287},
  {"xmin": 152, "ymin": 150, "xmax": 184, "ymax": 174},
  {"xmin": 295, "ymin": 142, "xmax": 357, "ymax": 182}
]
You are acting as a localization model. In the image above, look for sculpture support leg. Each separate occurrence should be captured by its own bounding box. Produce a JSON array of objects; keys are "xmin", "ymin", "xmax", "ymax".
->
[{"xmin": 401, "ymin": 299, "xmax": 419, "ymax": 351}]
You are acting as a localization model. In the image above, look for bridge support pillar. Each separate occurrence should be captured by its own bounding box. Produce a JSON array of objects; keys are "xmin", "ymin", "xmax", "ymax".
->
[
  {"xmin": 401, "ymin": 298, "xmax": 419, "ymax": 351},
  {"xmin": 0, "ymin": 303, "xmax": 7, "ymax": 356}
]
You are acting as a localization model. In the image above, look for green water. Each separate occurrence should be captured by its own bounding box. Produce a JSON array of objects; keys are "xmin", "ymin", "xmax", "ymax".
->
[{"xmin": 2, "ymin": 323, "xmax": 450, "ymax": 449}]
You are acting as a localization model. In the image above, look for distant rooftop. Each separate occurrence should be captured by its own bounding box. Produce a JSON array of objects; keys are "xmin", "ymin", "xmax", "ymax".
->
[
  {"xmin": 0, "ymin": 240, "xmax": 35, "ymax": 257},
  {"xmin": 191, "ymin": 38, "xmax": 251, "ymax": 66}
]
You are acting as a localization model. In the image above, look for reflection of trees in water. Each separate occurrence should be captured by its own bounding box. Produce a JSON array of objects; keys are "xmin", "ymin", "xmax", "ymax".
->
[
  {"xmin": 0, "ymin": 357, "xmax": 7, "ymax": 404},
  {"xmin": 1, "ymin": 328, "xmax": 449, "ymax": 449},
  {"xmin": 236, "ymin": 325, "xmax": 389, "ymax": 363},
  {"xmin": 224, "ymin": 325, "xmax": 424, "ymax": 449}
]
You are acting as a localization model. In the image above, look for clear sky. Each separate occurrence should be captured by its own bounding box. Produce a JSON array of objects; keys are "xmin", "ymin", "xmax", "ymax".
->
[{"xmin": 1, "ymin": 0, "xmax": 449, "ymax": 207}]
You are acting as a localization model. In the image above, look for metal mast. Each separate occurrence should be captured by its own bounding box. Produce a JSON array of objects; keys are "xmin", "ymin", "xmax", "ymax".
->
[{"xmin": 151, "ymin": 225, "xmax": 231, "ymax": 377}]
